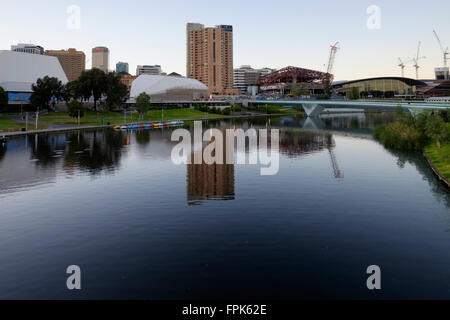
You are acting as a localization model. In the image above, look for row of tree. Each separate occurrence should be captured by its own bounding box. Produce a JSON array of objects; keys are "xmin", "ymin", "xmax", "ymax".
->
[{"xmin": 30, "ymin": 68, "xmax": 128, "ymax": 112}]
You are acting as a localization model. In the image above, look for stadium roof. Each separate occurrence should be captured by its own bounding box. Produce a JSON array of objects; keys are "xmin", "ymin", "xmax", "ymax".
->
[
  {"xmin": 332, "ymin": 77, "xmax": 427, "ymax": 87},
  {"xmin": 130, "ymin": 75, "xmax": 208, "ymax": 97},
  {"xmin": 258, "ymin": 66, "xmax": 330, "ymax": 86},
  {"xmin": 0, "ymin": 50, "xmax": 68, "ymax": 92}
]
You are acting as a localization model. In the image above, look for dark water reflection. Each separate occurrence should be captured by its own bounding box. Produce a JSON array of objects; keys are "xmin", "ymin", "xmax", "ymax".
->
[{"xmin": 0, "ymin": 113, "xmax": 449, "ymax": 299}]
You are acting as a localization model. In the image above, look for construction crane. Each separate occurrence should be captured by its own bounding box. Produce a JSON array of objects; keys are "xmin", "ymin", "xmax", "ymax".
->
[
  {"xmin": 398, "ymin": 58, "xmax": 413, "ymax": 78},
  {"xmin": 412, "ymin": 41, "xmax": 426, "ymax": 79},
  {"xmin": 324, "ymin": 42, "xmax": 339, "ymax": 95},
  {"xmin": 433, "ymin": 30, "xmax": 449, "ymax": 67},
  {"xmin": 326, "ymin": 42, "xmax": 340, "ymax": 75}
]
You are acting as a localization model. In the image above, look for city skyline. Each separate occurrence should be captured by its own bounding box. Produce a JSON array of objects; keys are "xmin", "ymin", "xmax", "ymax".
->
[{"xmin": 1, "ymin": 0, "xmax": 450, "ymax": 81}]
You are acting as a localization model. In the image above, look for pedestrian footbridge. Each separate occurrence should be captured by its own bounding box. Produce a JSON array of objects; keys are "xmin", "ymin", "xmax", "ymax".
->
[{"xmin": 245, "ymin": 100, "xmax": 450, "ymax": 117}]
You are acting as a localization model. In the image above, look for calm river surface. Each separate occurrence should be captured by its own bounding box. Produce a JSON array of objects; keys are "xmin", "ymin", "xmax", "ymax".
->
[{"xmin": 0, "ymin": 114, "xmax": 449, "ymax": 299}]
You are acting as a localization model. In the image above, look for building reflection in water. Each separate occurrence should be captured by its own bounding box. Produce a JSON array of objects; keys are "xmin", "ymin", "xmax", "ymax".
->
[
  {"xmin": 186, "ymin": 129, "xmax": 235, "ymax": 205},
  {"xmin": 279, "ymin": 130, "xmax": 332, "ymax": 158}
]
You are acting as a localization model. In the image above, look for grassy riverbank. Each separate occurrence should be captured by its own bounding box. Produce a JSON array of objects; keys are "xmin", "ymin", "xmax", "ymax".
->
[
  {"xmin": 425, "ymin": 139, "xmax": 450, "ymax": 180},
  {"xmin": 248, "ymin": 104, "xmax": 303, "ymax": 115},
  {"xmin": 38, "ymin": 109, "xmax": 226, "ymax": 126},
  {"xmin": 0, "ymin": 117, "xmax": 48, "ymax": 132},
  {"xmin": 373, "ymin": 108, "xmax": 450, "ymax": 184}
]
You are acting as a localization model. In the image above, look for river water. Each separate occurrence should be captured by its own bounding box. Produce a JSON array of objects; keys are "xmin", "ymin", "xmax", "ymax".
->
[{"xmin": 0, "ymin": 114, "xmax": 449, "ymax": 299}]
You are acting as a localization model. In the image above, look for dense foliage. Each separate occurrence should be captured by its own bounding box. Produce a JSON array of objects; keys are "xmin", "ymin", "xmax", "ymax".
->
[
  {"xmin": 30, "ymin": 69, "xmax": 128, "ymax": 112},
  {"xmin": 373, "ymin": 107, "xmax": 450, "ymax": 151},
  {"xmin": 30, "ymin": 76, "xmax": 63, "ymax": 111}
]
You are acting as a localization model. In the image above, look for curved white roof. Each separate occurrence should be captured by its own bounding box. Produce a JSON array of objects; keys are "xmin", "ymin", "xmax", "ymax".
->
[
  {"xmin": 0, "ymin": 50, "xmax": 68, "ymax": 92},
  {"xmin": 130, "ymin": 75, "xmax": 208, "ymax": 98}
]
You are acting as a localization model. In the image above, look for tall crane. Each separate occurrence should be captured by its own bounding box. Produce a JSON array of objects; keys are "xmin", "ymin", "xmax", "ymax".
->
[
  {"xmin": 326, "ymin": 42, "xmax": 340, "ymax": 75},
  {"xmin": 398, "ymin": 57, "xmax": 413, "ymax": 77},
  {"xmin": 412, "ymin": 41, "xmax": 426, "ymax": 79},
  {"xmin": 324, "ymin": 42, "xmax": 339, "ymax": 95},
  {"xmin": 433, "ymin": 30, "xmax": 449, "ymax": 67}
]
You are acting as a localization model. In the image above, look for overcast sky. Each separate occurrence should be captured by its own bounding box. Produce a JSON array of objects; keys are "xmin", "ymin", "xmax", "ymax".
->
[{"xmin": 1, "ymin": 0, "xmax": 449, "ymax": 81}]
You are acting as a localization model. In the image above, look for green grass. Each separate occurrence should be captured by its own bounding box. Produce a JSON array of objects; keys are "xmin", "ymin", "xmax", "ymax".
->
[
  {"xmin": 249, "ymin": 105, "xmax": 303, "ymax": 115},
  {"xmin": 0, "ymin": 117, "xmax": 48, "ymax": 132},
  {"xmin": 425, "ymin": 142, "xmax": 450, "ymax": 180},
  {"xmin": 37, "ymin": 109, "xmax": 225, "ymax": 126}
]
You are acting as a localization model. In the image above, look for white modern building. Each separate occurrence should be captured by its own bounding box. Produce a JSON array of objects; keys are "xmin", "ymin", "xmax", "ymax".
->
[
  {"xmin": 130, "ymin": 75, "xmax": 208, "ymax": 103},
  {"xmin": 0, "ymin": 50, "xmax": 68, "ymax": 104},
  {"xmin": 11, "ymin": 43, "xmax": 44, "ymax": 55},
  {"xmin": 136, "ymin": 65, "xmax": 162, "ymax": 76}
]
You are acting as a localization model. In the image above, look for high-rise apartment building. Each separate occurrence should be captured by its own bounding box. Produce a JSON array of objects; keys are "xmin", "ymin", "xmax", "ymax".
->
[
  {"xmin": 11, "ymin": 43, "xmax": 44, "ymax": 55},
  {"xmin": 116, "ymin": 61, "xmax": 129, "ymax": 74},
  {"xmin": 136, "ymin": 65, "xmax": 162, "ymax": 76},
  {"xmin": 186, "ymin": 23, "xmax": 237, "ymax": 95},
  {"xmin": 45, "ymin": 48, "xmax": 86, "ymax": 81},
  {"xmin": 92, "ymin": 47, "xmax": 109, "ymax": 72}
]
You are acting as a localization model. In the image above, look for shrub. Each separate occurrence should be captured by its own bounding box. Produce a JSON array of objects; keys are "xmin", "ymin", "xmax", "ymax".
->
[
  {"xmin": 222, "ymin": 108, "xmax": 231, "ymax": 115},
  {"xmin": 68, "ymin": 100, "xmax": 85, "ymax": 118},
  {"xmin": 374, "ymin": 122, "xmax": 425, "ymax": 151}
]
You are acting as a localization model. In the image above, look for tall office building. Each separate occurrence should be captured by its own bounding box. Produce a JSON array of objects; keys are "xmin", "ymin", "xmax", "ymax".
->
[
  {"xmin": 116, "ymin": 61, "xmax": 129, "ymax": 74},
  {"xmin": 136, "ymin": 65, "xmax": 162, "ymax": 76},
  {"xmin": 186, "ymin": 23, "xmax": 237, "ymax": 95},
  {"xmin": 11, "ymin": 43, "xmax": 44, "ymax": 55},
  {"xmin": 45, "ymin": 48, "xmax": 86, "ymax": 81},
  {"xmin": 233, "ymin": 65, "xmax": 276, "ymax": 94},
  {"xmin": 92, "ymin": 47, "xmax": 109, "ymax": 72}
]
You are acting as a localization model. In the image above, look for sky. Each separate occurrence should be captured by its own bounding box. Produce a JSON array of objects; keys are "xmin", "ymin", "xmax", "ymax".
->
[{"xmin": 1, "ymin": 0, "xmax": 449, "ymax": 81}]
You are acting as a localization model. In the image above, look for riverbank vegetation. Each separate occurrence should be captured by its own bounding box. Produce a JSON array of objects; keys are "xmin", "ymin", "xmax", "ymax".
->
[
  {"xmin": 373, "ymin": 107, "xmax": 450, "ymax": 151},
  {"xmin": 247, "ymin": 104, "xmax": 303, "ymax": 115},
  {"xmin": 374, "ymin": 107, "xmax": 450, "ymax": 183}
]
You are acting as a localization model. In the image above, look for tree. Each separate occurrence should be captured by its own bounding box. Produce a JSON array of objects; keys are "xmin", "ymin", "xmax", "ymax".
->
[
  {"xmin": 58, "ymin": 82, "xmax": 77, "ymax": 103},
  {"xmin": 67, "ymin": 100, "xmax": 85, "ymax": 118},
  {"xmin": 104, "ymin": 72, "xmax": 128, "ymax": 111},
  {"xmin": 0, "ymin": 86, "xmax": 8, "ymax": 112},
  {"xmin": 135, "ymin": 92, "xmax": 151, "ymax": 119},
  {"xmin": 78, "ymin": 68, "xmax": 107, "ymax": 110},
  {"xmin": 30, "ymin": 76, "xmax": 63, "ymax": 111},
  {"xmin": 425, "ymin": 113, "xmax": 447, "ymax": 148}
]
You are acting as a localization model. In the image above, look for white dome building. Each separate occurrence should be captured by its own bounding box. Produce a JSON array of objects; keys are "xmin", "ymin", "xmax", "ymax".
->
[
  {"xmin": 130, "ymin": 74, "xmax": 208, "ymax": 103},
  {"xmin": 0, "ymin": 50, "xmax": 68, "ymax": 104}
]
